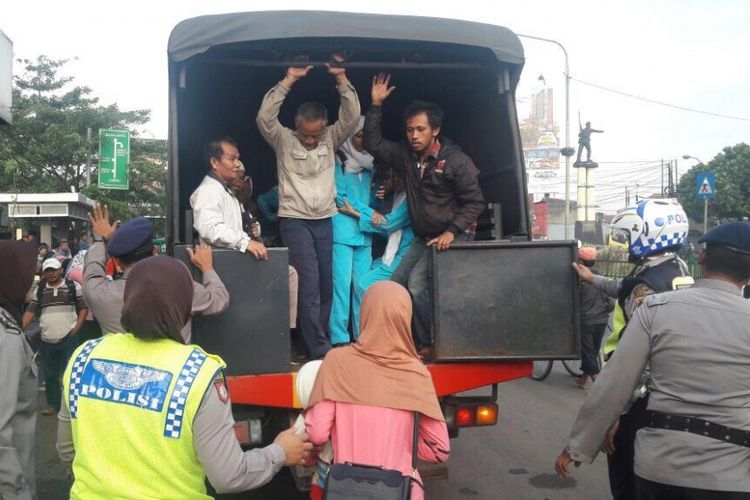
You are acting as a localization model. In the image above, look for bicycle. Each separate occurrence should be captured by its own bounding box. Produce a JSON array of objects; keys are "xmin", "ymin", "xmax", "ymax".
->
[{"xmin": 530, "ymin": 359, "xmax": 583, "ymax": 381}]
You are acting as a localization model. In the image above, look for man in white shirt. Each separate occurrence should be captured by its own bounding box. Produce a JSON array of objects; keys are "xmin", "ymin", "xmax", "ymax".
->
[
  {"xmin": 191, "ymin": 137, "xmax": 298, "ymax": 331},
  {"xmin": 191, "ymin": 137, "xmax": 268, "ymax": 260}
]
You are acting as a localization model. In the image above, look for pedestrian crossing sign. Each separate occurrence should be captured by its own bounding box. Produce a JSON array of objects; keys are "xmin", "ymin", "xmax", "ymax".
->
[{"xmin": 696, "ymin": 172, "xmax": 716, "ymax": 200}]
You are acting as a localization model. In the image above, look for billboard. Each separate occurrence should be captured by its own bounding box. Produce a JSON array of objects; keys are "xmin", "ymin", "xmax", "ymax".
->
[
  {"xmin": 0, "ymin": 30, "xmax": 12, "ymax": 125},
  {"xmin": 521, "ymin": 86, "xmax": 562, "ymax": 198}
]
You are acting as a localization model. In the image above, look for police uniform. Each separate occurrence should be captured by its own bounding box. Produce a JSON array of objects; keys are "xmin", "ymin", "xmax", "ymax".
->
[
  {"xmin": 57, "ymin": 333, "xmax": 285, "ymax": 498},
  {"xmin": 587, "ymin": 251, "xmax": 692, "ymax": 499},
  {"xmin": 0, "ymin": 307, "xmax": 37, "ymax": 499},
  {"xmin": 83, "ymin": 218, "xmax": 229, "ymax": 341},
  {"xmin": 565, "ymin": 223, "xmax": 750, "ymax": 497}
]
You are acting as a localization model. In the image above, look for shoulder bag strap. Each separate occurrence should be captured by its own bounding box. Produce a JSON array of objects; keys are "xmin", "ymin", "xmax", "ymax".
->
[{"xmin": 411, "ymin": 412, "xmax": 420, "ymax": 470}]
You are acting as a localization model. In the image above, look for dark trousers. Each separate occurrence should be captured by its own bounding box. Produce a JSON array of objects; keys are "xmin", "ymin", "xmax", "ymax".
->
[
  {"xmin": 390, "ymin": 237, "xmax": 432, "ymax": 347},
  {"xmin": 280, "ymin": 218, "xmax": 333, "ymax": 359},
  {"xmin": 608, "ymin": 395, "xmax": 649, "ymax": 500},
  {"xmin": 580, "ymin": 323, "xmax": 606, "ymax": 374},
  {"xmin": 636, "ymin": 476, "xmax": 750, "ymax": 500},
  {"xmin": 39, "ymin": 335, "xmax": 80, "ymax": 410},
  {"xmin": 576, "ymin": 142, "xmax": 591, "ymax": 162}
]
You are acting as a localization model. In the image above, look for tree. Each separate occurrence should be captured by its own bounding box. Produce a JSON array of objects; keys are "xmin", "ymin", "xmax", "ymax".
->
[
  {"xmin": 677, "ymin": 143, "xmax": 750, "ymax": 223},
  {"xmin": 0, "ymin": 56, "xmax": 167, "ymax": 234}
]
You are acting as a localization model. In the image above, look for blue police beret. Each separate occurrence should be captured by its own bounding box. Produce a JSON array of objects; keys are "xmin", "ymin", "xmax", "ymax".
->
[
  {"xmin": 107, "ymin": 217, "xmax": 154, "ymax": 257},
  {"xmin": 698, "ymin": 222, "xmax": 750, "ymax": 255}
]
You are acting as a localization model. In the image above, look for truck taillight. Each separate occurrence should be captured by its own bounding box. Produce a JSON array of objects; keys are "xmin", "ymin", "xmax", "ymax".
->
[
  {"xmin": 233, "ymin": 419, "xmax": 263, "ymax": 446},
  {"xmin": 476, "ymin": 405, "xmax": 498, "ymax": 426},
  {"xmin": 454, "ymin": 403, "xmax": 498, "ymax": 428},
  {"xmin": 456, "ymin": 407, "xmax": 475, "ymax": 427}
]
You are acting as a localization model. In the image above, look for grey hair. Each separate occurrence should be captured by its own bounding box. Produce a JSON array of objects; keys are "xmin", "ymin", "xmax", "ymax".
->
[{"xmin": 295, "ymin": 102, "xmax": 328, "ymax": 126}]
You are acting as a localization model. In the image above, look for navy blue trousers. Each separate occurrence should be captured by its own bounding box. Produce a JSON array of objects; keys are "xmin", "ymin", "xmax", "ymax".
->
[{"xmin": 280, "ymin": 218, "xmax": 333, "ymax": 358}]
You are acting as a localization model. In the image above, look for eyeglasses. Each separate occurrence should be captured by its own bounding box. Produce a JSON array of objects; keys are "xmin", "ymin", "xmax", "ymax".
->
[{"xmin": 296, "ymin": 130, "xmax": 326, "ymax": 141}]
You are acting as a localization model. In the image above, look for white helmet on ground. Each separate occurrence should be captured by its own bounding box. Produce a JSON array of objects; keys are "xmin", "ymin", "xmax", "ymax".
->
[{"xmin": 609, "ymin": 199, "xmax": 689, "ymax": 259}]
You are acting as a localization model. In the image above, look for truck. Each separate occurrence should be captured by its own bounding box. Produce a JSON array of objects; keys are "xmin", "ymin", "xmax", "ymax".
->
[{"xmin": 166, "ymin": 10, "xmax": 579, "ymax": 494}]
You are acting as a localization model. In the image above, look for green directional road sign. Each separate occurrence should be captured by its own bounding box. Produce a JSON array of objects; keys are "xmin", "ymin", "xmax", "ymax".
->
[{"xmin": 98, "ymin": 129, "xmax": 130, "ymax": 190}]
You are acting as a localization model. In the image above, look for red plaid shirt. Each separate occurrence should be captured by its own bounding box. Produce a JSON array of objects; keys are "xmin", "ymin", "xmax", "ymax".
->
[{"xmin": 417, "ymin": 139, "xmax": 442, "ymax": 178}]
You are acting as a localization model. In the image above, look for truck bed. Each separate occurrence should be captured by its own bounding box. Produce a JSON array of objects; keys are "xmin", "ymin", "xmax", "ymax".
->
[{"xmin": 227, "ymin": 360, "xmax": 532, "ymax": 408}]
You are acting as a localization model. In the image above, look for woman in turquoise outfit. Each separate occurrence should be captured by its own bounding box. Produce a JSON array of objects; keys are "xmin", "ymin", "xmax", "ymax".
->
[
  {"xmin": 340, "ymin": 175, "xmax": 415, "ymax": 331},
  {"xmin": 329, "ymin": 117, "xmax": 377, "ymax": 344}
]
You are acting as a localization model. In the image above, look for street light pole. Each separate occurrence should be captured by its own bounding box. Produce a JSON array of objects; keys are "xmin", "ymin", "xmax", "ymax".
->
[{"xmin": 517, "ymin": 34, "xmax": 572, "ymax": 239}]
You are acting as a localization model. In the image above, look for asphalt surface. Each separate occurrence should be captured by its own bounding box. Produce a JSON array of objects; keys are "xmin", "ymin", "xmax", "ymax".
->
[{"xmin": 35, "ymin": 363, "xmax": 610, "ymax": 499}]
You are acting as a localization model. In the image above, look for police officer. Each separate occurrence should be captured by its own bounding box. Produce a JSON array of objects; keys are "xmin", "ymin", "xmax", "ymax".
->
[
  {"xmin": 84, "ymin": 204, "xmax": 229, "ymax": 342},
  {"xmin": 571, "ymin": 198, "xmax": 693, "ymax": 499},
  {"xmin": 57, "ymin": 256, "xmax": 311, "ymax": 498},
  {"xmin": 0, "ymin": 241, "xmax": 38, "ymax": 499},
  {"xmin": 557, "ymin": 222, "xmax": 750, "ymax": 498}
]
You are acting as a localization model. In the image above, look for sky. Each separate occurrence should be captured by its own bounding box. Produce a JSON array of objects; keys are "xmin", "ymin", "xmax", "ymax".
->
[{"xmin": 2, "ymin": 0, "xmax": 749, "ymax": 212}]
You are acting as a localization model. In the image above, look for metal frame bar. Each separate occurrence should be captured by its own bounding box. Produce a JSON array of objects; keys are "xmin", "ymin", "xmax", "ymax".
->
[{"xmin": 198, "ymin": 59, "xmax": 487, "ymax": 70}]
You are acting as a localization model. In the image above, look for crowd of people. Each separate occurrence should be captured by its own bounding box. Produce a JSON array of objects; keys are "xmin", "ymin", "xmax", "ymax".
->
[
  {"xmin": 191, "ymin": 61, "xmax": 484, "ymax": 362},
  {"xmin": 3, "ymin": 55, "xmax": 748, "ymax": 500},
  {"xmin": 1, "ymin": 58, "xmax": 466, "ymax": 498}
]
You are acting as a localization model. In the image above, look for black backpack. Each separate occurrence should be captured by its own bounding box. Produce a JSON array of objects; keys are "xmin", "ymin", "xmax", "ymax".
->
[{"xmin": 36, "ymin": 279, "xmax": 78, "ymax": 309}]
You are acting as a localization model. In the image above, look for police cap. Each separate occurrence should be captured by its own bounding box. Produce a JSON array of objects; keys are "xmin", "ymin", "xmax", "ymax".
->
[
  {"xmin": 698, "ymin": 222, "xmax": 750, "ymax": 256},
  {"xmin": 107, "ymin": 217, "xmax": 154, "ymax": 257}
]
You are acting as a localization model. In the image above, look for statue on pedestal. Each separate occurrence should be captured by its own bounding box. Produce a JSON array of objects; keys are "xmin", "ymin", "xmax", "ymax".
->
[{"xmin": 574, "ymin": 121, "xmax": 603, "ymax": 167}]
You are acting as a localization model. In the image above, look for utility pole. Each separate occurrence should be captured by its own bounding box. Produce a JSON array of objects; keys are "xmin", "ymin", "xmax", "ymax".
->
[
  {"xmin": 86, "ymin": 127, "xmax": 92, "ymax": 187},
  {"xmin": 667, "ymin": 160, "xmax": 674, "ymax": 198},
  {"xmin": 660, "ymin": 159, "xmax": 664, "ymax": 197}
]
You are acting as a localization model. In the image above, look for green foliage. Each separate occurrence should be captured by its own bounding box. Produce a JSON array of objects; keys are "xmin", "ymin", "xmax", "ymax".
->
[
  {"xmin": 0, "ymin": 55, "xmax": 166, "ymax": 235},
  {"xmin": 677, "ymin": 143, "xmax": 750, "ymax": 222}
]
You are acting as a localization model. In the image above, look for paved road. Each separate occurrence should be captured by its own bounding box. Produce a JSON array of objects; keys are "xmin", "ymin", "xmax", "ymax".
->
[
  {"xmin": 424, "ymin": 363, "xmax": 610, "ymax": 499},
  {"xmin": 35, "ymin": 363, "xmax": 611, "ymax": 499}
]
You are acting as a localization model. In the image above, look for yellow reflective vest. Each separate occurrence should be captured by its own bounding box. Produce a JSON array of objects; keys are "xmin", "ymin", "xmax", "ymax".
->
[
  {"xmin": 63, "ymin": 333, "xmax": 225, "ymax": 500},
  {"xmin": 603, "ymin": 271, "xmax": 694, "ymax": 357}
]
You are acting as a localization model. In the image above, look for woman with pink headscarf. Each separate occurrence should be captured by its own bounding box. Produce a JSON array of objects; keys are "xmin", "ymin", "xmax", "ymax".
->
[{"xmin": 305, "ymin": 281, "xmax": 449, "ymax": 499}]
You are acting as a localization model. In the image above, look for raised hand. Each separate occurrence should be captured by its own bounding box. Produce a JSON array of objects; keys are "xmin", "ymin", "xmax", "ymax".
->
[
  {"xmin": 282, "ymin": 62, "xmax": 314, "ymax": 89},
  {"xmin": 87, "ymin": 203, "xmax": 119, "ymax": 241},
  {"xmin": 371, "ymin": 73, "xmax": 396, "ymax": 106},
  {"xmin": 287, "ymin": 65, "xmax": 313, "ymax": 80},
  {"xmin": 326, "ymin": 53, "xmax": 347, "ymax": 79}
]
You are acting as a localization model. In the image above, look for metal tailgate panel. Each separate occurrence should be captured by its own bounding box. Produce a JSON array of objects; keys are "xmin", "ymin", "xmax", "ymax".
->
[
  {"xmin": 175, "ymin": 246, "xmax": 291, "ymax": 375},
  {"xmin": 432, "ymin": 241, "xmax": 579, "ymax": 361}
]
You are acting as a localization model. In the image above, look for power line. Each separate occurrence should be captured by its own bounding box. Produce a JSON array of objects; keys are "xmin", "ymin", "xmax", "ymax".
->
[{"xmin": 571, "ymin": 77, "xmax": 750, "ymax": 122}]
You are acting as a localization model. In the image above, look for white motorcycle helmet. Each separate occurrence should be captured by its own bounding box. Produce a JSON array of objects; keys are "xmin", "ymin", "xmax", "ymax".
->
[{"xmin": 609, "ymin": 199, "xmax": 689, "ymax": 259}]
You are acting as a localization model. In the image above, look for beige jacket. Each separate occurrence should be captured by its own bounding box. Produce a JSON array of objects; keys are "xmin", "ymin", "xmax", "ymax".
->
[{"xmin": 256, "ymin": 82, "xmax": 360, "ymax": 220}]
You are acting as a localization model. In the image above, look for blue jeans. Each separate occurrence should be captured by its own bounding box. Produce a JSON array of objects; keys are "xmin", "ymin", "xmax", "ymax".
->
[
  {"xmin": 390, "ymin": 233, "xmax": 474, "ymax": 347},
  {"xmin": 390, "ymin": 237, "xmax": 432, "ymax": 347},
  {"xmin": 280, "ymin": 218, "xmax": 333, "ymax": 358}
]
